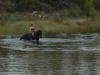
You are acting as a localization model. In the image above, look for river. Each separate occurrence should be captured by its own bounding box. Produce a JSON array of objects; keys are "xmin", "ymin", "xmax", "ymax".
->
[{"xmin": 0, "ymin": 33, "xmax": 100, "ymax": 75}]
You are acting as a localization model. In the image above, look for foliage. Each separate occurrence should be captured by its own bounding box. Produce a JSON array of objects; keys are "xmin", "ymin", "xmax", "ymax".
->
[
  {"xmin": 0, "ymin": 0, "xmax": 99, "ymax": 16},
  {"xmin": 84, "ymin": 0, "xmax": 95, "ymax": 16}
]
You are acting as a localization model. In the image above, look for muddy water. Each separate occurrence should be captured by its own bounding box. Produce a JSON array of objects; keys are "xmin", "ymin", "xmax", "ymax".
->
[{"xmin": 0, "ymin": 33, "xmax": 100, "ymax": 75}]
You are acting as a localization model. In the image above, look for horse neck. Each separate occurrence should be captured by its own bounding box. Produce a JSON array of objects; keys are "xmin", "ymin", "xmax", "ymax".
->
[{"xmin": 35, "ymin": 30, "xmax": 42, "ymax": 37}]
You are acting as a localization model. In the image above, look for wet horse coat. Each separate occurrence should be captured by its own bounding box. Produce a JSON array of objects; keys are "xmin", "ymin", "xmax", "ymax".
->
[{"xmin": 20, "ymin": 30, "xmax": 42, "ymax": 44}]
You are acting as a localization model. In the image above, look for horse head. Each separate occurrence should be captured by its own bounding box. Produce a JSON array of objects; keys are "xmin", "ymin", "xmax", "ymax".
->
[{"xmin": 35, "ymin": 30, "xmax": 42, "ymax": 38}]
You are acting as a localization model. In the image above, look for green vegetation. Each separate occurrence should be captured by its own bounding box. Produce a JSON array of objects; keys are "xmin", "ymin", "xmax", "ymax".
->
[
  {"xmin": 84, "ymin": 0, "xmax": 95, "ymax": 16},
  {"xmin": 0, "ymin": 0, "xmax": 99, "ymax": 16},
  {"xmin": 0, "ymin": 0, "xmax": 100, "ymax": 34},
  {"xmin": 0, "ymin": 12, "xmax": 100, "ymax": 34}
]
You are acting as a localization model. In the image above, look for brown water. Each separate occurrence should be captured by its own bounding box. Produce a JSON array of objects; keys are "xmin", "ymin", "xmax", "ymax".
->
[{"xmin": 0, "ymin": 33, "xmax": 100, "ymax": 75}]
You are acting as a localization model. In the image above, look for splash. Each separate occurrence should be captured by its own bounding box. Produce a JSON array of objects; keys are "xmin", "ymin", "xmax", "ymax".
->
[{"xmin": 0, "ymin": 33, "xmax": 100, "ymax": 51}]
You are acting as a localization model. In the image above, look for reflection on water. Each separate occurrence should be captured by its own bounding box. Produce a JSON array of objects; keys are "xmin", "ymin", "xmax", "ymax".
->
[{"xmin": 0, "ymin": 33, "xmax": 100, "ymax": 75}]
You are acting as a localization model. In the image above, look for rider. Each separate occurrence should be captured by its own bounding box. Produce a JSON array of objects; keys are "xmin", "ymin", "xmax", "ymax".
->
[{"xmin": 30, "ymin": 24, "xmax": 35, "ymax": 36}]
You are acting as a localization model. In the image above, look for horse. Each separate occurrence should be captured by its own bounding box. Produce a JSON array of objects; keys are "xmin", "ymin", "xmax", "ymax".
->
[{"xmin": 20, "ymin": 30, "xmax": 42, "ymax": 44}]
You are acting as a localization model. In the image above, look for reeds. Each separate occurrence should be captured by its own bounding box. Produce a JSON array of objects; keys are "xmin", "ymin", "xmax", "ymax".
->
[{"xmin": 0, "ymin": 13, "xmax": 100, "ymax": 35}]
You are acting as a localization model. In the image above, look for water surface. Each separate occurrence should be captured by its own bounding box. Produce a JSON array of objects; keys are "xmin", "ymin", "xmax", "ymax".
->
[{"xmin": 0, "ymin": 33, "xmax": 100, "ymax": 75}]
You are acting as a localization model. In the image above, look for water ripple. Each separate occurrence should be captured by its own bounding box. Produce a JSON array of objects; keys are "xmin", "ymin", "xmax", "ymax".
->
[{"xmin": 0, "ymin": 34, "xmax": 100, "ymax": 51}]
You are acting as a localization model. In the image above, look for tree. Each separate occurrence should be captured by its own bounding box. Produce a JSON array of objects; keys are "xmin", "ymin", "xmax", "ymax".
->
[{"xmin": 84, "ymin": 0, "xmax": 95, "ymax": 16}]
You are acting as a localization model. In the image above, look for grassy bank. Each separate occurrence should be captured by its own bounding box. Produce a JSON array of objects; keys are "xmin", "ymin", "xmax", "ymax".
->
[{"xmin": 0, "ymin": 13, "xmax": 100, "ymax": 35}]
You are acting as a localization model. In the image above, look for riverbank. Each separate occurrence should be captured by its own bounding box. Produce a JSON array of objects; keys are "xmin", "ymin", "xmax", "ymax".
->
[{"xmin": 0, "ymin": 13, "xmax": 100, "ymax": 35}]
